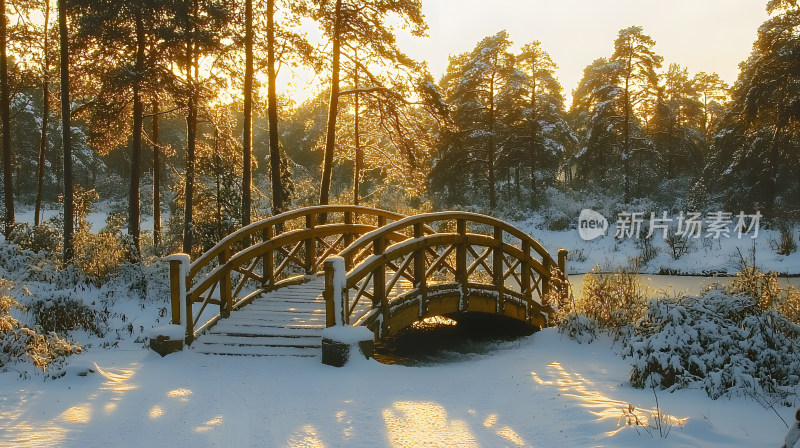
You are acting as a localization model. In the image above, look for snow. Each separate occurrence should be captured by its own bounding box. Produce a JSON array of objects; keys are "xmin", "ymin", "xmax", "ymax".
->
[
  {"xmin": 0, "ymin": 329, "xmax": 793, "ymax": 447},
  {"xmin": 2, "ymin": 205, "xmax": 799, "ymax": 446},
  {"xmin": 321, "ymin": 324, "xmax": 373, "ymax": 344},
  {"xmin": 508, "ymin": 212, "xmax": 800, "ymax": 275},
  {"xmin": 148, "ymin": 324, "xmax": 185, "ymax": 341}
]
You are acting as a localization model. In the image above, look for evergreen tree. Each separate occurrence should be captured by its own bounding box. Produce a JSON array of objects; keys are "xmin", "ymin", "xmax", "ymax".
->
[
  {"xmin": 610, "ymin": 26, "xmax": 663, "ymax": 202},
  {"xmin": 511, "ymin": 41, "xmax": 574, "ymax": 206},
  {"xmin": 703, "ymin": 0, "xmax": 800, "ymax": 217},
  {"xmin": 435, "ymin": 31, "xmax": 514, "ymax": 209}
]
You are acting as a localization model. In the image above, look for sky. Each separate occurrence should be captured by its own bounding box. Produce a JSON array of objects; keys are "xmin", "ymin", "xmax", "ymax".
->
[{"xmin": 284, "ymin": 0, "xmax": 770, "ymax": 107}]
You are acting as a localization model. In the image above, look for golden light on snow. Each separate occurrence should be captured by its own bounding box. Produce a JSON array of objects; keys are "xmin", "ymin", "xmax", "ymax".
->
[
  {"xmin": 382, "ymin": 401, "xmax": 478, "ymax": 447},
  {"xmin": 95, "ymin": 364, "xmax": 137, "ymax": 393},
  {"xmin": 60, "ymin": 405, "xmax": 91, "ymax": 424},
  {"xmin": 531, "ymin": 361, "xmax": 688, "ymax": 436},
  {"xmin": 286, "ymin": 424, "xmax": 326, "ymax": 448},
  {"xmin": 167, "ymin": 388, "xmax": 193, "ymax": 402},
  {"xmin": 480, "ymin": 412, "xmax": 529, "ymax": 446},
  {"xmin": 149, "ymin": 405, "xmax": 164, "ymax": 419},
  {"xmin": 194, "ymin": 415, "xmax": 223, "ymax": 433}
]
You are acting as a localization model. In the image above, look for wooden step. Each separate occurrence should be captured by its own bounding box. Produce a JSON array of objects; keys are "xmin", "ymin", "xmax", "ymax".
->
[
  {"xmin": 194, "ymin": 279, "xmax": 327, "ymax": 357},
  {"xmin": 193, "ymin": 344, "xmax": 319, "ymax": 357},
  {"xmin": 196, "ymin": 334, "xmax": 321, "ymax": 347}
]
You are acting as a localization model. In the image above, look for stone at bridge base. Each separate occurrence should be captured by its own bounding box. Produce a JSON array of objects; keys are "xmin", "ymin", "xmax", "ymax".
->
[
  {"xmin": 321, "ymin": 326, "xmax": 375, "ymax": 367},
  {"xmin": 148, "ymin": 325, "xmax": 185, "ymax": 357}
]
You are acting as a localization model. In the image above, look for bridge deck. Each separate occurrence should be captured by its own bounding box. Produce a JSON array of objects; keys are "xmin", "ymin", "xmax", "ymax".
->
[
  {"xmin": 190, "ymin": 278, "xmax": 328, "ymax": 357},
  {"xmin": 190, "ymin": 276, "xmax": 413, "ymax": 356}
]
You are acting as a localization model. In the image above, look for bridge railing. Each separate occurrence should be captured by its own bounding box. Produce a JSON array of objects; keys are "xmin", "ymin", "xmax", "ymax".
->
[
  {"xmin": 325, "ymin": 212, "xmax": 568, "ymax": 339},
  {"xmin": 167, "ymin": 205, "xmax": 409, "ymax": 343}
]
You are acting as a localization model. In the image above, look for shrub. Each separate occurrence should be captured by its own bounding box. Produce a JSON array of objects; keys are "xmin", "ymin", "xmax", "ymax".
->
[
  {"xmin": 73, "ymin": 230, "xmax": 131, "ymax": 281},
  {"xmin": 8, "ymin": 223, "xmax": 61, "ymax": 255},
  {"xmin": 29, "ymin": 294, "xmax": 107, "ymax": 337},
  {"xmin": 568, "ymin": 266, "xmax": 648, "ymax": 328},
  {"xmin": 626, "ymin": 290, "xmax": 800, "ymax": 402},
  {"xmin": 770, "ymin": 225, "xmax": 797, "ymax": 256},
  {"xmin": 1, "ymin": 295, "xmax": 81, "ymax": 374}
]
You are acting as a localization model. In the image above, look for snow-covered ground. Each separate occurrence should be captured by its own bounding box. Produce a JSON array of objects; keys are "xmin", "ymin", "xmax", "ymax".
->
[
  {"xmin": 2, "ymin": 204, "xmax": 798, "ymax": 448},
  {"xmin": 512, "ymin": 215, "xmax": 800, "ymax": 275},
  {"xmin": 0, "ymin": 329, "xmax": 793, "ymax": 448}
]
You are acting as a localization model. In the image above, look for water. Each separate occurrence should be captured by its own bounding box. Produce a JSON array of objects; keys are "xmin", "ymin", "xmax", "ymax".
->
[{"xmin": 374, "ymin": 274, "xmax": 800, "ymax": 366}]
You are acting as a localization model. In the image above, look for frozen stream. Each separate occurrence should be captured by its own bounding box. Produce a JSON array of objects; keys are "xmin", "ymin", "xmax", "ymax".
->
[{"xmin": 568, "ymin": 273, "xmax": 800, "ymax": 299}]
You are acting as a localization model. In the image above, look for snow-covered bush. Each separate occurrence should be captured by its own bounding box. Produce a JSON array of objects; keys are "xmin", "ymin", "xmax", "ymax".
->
[
  {"xmin": 8, "ymin": 222, "xmax": 61, "ymax": 255},
  {"xmin": 29, "ymin": 293, "xmax": 108, "ymax": 337},
  {"xmin": 1, "ymin": 294, "xmax": 81, "ymax": 375},
  {"xmin": 626, "ymin": 290, "xmax": 800, "ymax": 402}
]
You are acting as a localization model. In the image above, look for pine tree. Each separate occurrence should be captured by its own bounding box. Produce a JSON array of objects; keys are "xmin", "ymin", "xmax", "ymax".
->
[
  {"xmin": 703, "ymin": 0, "xmax": 800, "ymax": 217},
  {"xmin": 512, "ymin": 41, "xmax": 574, "ymax": 206},
  {"xmin": 435, "ymin": 31, "xmax": 514, "ymax": 209},
  {"xmin": 610, "ymin": 26, "xmax": 662, "ymax": 202}
]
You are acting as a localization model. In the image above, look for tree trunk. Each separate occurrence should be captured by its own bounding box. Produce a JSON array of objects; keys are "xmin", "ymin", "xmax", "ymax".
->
[
  {"xmin": 353, "ymin": 59, "xmax": 361, "ymax": 206},
  {"xmin": 35, "ymin": 0, "xmax": 50, "ymax": 227},
  {"xmin": 58, "ymin": 0, "xmax": 73, "ymax": 261},
  {"xmin": 318, "ymin": 0, "xmax": 342, "ymax": 216},
  {"xmin": 1, "ymin": 0, "xmax": 13, "ymax": 237},
  {"xmin": 129, "ymin": 9, "xmax": 144, "ymax": 255},
  {"xmin": 152, "ymin": 99, "xmax": 161, "ymax": 247},
  {"xmin": 182, "ymin": 5, "xmax": 196, "ymax": 255},
  {"xmin": 241, "ymin": 0, "xmax": 252, "ymax": 226},
  {"xmin": 623, "ymin": 53, "xmax": 632, "ymax": 203},
  {"xmin": 528, "ymin": 60, "xmax": 538, "ymax": 209},
  {"xmin": 487, "ymin": 73, "xmax": 496, "ymax": 210},
  {"xmin": 267, "ymin": 0, "xmax": 282, "ymax": 216}
]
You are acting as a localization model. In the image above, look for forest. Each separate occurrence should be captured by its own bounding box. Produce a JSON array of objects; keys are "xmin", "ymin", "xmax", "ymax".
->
[{"xmin": 0, "ymin": 0, "xmax": 797, "ymax": 262}]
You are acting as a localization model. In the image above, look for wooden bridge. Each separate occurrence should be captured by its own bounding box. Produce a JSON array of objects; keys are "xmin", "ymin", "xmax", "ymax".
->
[{"xmin": 166, "ymin": 205, "xmax": 569, "ymax": 357}]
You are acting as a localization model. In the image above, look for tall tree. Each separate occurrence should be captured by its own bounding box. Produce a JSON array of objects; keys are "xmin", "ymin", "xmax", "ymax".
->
[
  {"xmin": 436, "ymin": 31, "xmax": 514, "ymax": 210},
  {"xmin": 610, "ymin": 26, "xmax": 662, "ymax": 202},
  {"xmin": 703, "ymin": 0, "xmax": 800, "ymax": 217},
  {"xmin": 35, "ymin": 0, "xmax": 53, "ymax": 227},
  {"xmin": 514, "ymin": 41, "xmax": 574, "ymax": 206},
  {"xmin": 693, "ymin": 71, "xmax": 729, "ymax": 140},
  {"xmin": 569, "ymin": 58, "xmax": 624, "ymax": 187},
  {"xmin": 308, "ymin": 0, "xmax": 427, "ymax": 209},
  {"xmin": 73, "ymin": 0, "xmax": 179, "ymax": 255},
  {"xmin": 58, "ymin": 0, "xmax": 73, "ymax": 261},
  {"xmin": 266, "ymin": 0, "xmax": 283, "ymax": 216},
  {"xmin": 1, "ymin": 0, "xmax": 12, "ymax": 237},
  {"xmin": 241, "ymin": 0, "xmax": 253, "ymax": 225}
]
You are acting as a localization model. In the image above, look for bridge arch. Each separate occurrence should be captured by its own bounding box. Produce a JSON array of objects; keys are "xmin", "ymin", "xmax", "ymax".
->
[
  {"xmin": 167, "ymin": 206, "xmax": 568, "ymax": 346},
  {"xmin": 324, "ymin": 211, "xmax": 568, "ymax": 340}
]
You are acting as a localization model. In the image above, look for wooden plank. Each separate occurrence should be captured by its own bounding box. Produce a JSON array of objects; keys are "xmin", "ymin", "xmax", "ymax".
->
[
  {"xmin": 193, "ymin": 345, "xmax": 319, "ymax": 357},
  {"xmin": 196, "ymin": 334, "xmax": 321, "ymax": 347},
  {"xmin": 466, "ymin": 296, "xmax": 496, "ymax": 314}
]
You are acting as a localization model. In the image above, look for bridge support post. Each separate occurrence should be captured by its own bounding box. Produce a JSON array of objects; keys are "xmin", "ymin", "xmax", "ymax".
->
[
  {"xmin": 219, "ymin": 248, "xmax": 232, "ymax": 318},
  {"xmin": 305, "ymin": 214, "xmax": 316, "ymax": 274},
  {"xmin": 167, "ymin": 253, "xmax": 190, "ymax": 329},
  {"xmin": 456, "ymin": 219, "xmax": 468, "ymax": 311},
  {"xmin": 374, "ymin": 235, "xmax": 388, "ymax": 337},
  {"xmin": 262, "ymin": 226, "xmax": 274, "ymax": 288},
  {"xmin": 324, "ymin": 258, "xmax": 347, "ymax": 327},
  {"xmin": 413, "ymin": 223, "xmax": 427, "ymax": 315},
  {"xmin": 558, "ymin": 248, "xmax": 569, "ymax": 303},
  {"xmin": 493, "ymin": 227, "xmax": 504, "ymax": 313}
]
